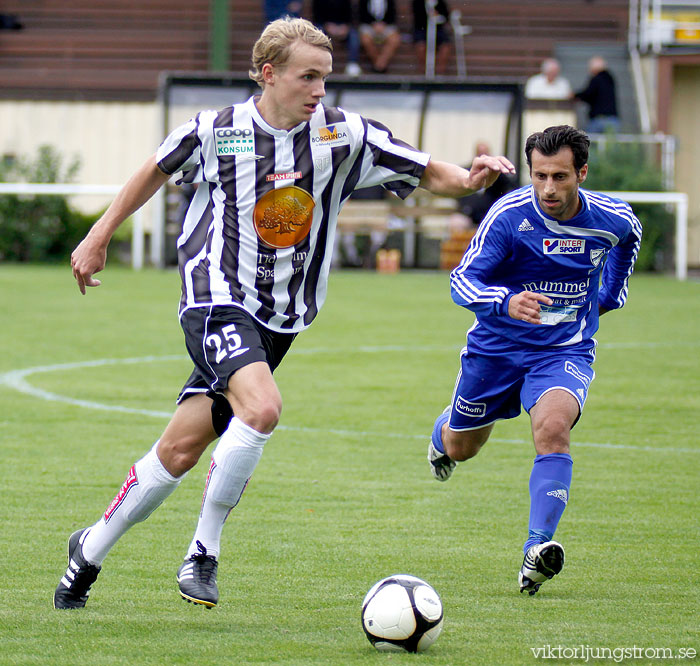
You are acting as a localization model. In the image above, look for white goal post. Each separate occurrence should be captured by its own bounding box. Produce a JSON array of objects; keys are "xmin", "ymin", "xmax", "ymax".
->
[
  {"xmin": 602, "ymin": 190, "xmax": 689, "ymax": 280},
  {"xmin": 0, "ymin": 184, "xmax": 689, "ymax": 280}
]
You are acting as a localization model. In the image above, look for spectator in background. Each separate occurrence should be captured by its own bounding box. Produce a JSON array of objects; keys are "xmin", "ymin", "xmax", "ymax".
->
[
  {"xmin": 312, "ymin": 0, "xmax": 362, "ymax": 76},
  {"xmin": 358, "ymin": 0, "xmax": 401, "ymax": 73},
  {"xmin": 264, "ymin": 0, "xmax": 301, "ymax": 23},
  {"xmin": 0, "ymin": 13, "xmax": 23, "ymax": 30},
  {"xmin": 456, "ymin": 141, "xmax": 519, "ymax": 228},
  {"xmin": 413, "ymin": 0, "xmax": 451, "ymax": 75},
  {"xmin": 525, "ymin": 58, "xmax": 572, "ymax": 100},
  {"xmin": 572, "ymin": 56, "xmax": 619, "ymax": 133}
]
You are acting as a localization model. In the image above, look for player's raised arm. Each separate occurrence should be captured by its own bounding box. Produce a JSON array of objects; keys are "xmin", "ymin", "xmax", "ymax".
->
[
  {"xmin": 419, "ymin": 155, "xmax": 515, "ymax": 198},
  {"xmin": 71, "ymin": 155, "xmax": 171, "ymax": 294}
]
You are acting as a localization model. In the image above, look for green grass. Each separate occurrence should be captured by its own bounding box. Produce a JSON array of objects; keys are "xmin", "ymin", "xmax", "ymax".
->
[{"xmin": 0, "ymin": 265, "xmax": 698, "ymax": 665}]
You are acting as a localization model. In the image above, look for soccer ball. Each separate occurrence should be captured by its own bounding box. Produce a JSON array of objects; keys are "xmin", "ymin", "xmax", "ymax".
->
[{"xmin": 361, "ymin": 574, "xmax": 443, "ymax": 653}]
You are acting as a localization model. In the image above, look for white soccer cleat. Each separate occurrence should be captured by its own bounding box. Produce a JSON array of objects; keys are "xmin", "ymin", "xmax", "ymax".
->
[
  {"xmin": 427, "ymin": 440, "xmax": 457, "ymax": 482},
  {"xmin": 518, "ymin": 541, "xmax": 565, "ymax": 595}
]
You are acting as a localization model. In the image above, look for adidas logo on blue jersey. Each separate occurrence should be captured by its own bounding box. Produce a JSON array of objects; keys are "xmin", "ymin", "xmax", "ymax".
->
[{"xmin": 518, "ymin": 219, "xmax": 534, "ymax": 231}]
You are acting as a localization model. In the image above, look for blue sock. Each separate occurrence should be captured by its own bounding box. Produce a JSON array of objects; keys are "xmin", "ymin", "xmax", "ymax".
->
[
  {"xmin": 431, "ymin": 411, "xmax": 450, "ymax": 454},
  {"xmin": 523, "ymin": 453, "xmax": 573, "ymax": 553}
]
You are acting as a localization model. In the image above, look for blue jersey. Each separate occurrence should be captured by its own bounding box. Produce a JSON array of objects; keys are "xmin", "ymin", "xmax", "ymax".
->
[{"xmin": 450, "ymin": 185, "xmax": 642, "ymax": 347}]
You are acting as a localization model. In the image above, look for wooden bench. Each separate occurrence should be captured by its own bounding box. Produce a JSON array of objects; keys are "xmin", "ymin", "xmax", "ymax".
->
[
  {"xmin": 0, "ymin": 0, "xmax": 631, "ymax": 98},
  {"xmin": 337, "ymin": 200, "xmax": 393, "ymax": 233}
]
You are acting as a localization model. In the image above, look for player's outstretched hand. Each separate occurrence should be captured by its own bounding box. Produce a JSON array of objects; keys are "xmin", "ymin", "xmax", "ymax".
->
[
  {"xmin": 466, "ymin": 155, "xmax": 516, "ymax": 192},
  {"xmin": 508, "ymin": 291, "xmax": 553, "ymax": 325},
  {"xmin": 71, "ymin": 235, "xmax": 106, "ymax": 295}
]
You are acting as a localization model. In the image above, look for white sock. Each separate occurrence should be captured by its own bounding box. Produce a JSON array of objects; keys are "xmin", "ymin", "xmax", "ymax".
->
[
  {"xmin": 82, "ymin": 441, "xmax": 183, "ymax": 566},
  {"xmin": 186, "ymin": 417, "xmax": 270, "ymax": 559}
]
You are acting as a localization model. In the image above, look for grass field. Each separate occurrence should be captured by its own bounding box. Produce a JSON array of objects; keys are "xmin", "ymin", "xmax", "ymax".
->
[{"xmin": 0, "ymin": 265, "xmax": 698, "ymax": 665}]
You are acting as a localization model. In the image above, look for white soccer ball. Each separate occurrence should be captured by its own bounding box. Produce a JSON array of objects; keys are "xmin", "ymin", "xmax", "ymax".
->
[{"xmin": 361, "ymin": 574, "xmax": 444, "ymax": 653}]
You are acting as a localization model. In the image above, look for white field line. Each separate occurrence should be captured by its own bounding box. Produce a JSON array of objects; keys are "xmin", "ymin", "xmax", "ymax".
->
[{"xmin": 0, "ymin": 347, "xmax": 696, "ymax": 454}]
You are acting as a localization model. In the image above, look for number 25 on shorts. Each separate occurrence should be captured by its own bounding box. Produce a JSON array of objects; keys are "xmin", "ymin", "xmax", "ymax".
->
[{"xmin": 205, "ymin": 324, "xmax": 250, "ymax": 364}]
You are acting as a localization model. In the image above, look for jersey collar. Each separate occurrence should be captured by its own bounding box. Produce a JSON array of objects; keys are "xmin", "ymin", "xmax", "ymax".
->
[{"xmin": 248, "ymin": 95, "xmax": 310, "ymax": 138}]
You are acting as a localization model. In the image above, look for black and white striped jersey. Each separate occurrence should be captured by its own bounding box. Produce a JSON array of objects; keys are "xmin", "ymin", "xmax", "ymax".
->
[{"xmin": 156, "ymin": 95, "xmax": 430, "ymax": 333}]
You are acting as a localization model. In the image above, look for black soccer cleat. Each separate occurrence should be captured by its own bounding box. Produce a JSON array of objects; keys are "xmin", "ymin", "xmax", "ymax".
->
[
  {"xmin": 177, "ymin": 541, "xmax": 219, "ymax": 608},
  {"xmin": 53, "ymin": 528, "xmax": 101, "ymax": 609},
  {"xmin": 518, "ymin": 541, "xmax": 565, "ymax": 596}
]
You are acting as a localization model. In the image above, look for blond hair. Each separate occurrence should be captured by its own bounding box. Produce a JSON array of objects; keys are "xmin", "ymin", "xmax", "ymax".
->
[{"xmin": 249, "ymin": 17, "xmax": 332, "ymax": 89}]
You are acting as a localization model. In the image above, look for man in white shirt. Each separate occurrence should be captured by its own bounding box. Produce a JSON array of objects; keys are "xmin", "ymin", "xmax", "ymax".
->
[{"xmin": 525, "ymin": 58, "xmax": 572, "ymax": 100}]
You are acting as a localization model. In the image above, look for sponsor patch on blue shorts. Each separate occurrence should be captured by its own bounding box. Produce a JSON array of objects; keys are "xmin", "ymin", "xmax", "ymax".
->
[{"xmin": 448, "ymin": 329, "xmax": 596, "ymax": 431}]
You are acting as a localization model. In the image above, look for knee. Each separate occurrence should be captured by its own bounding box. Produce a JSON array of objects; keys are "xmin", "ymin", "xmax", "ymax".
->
[
  {"xmin": 533, "ymin": 417, "xmax": 571, "ymax": 454},
  {"xmin": 239, "ymin": 399, "xmax": 281, "ymax": 435}
]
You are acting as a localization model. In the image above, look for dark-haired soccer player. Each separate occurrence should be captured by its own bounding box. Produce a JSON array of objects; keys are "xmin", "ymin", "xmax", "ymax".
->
[
  {"xmin": 54, "ymin": 16, "xmax": 514, "ymax": 609},
  {"xmin": 428, "ymin": 125, "xmax": 641, "ymax": 595}
]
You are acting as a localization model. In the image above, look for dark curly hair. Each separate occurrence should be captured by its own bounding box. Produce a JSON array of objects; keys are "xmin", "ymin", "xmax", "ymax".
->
[{"xmin": 525, "ymin": 125, "xmax": 590, "ymax": 173}]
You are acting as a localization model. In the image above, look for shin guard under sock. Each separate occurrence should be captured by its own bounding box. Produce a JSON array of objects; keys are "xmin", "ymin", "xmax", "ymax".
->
[
  {"xmin": 524, "ymin": 452, "xmax": 573, "ymax": 553},
  {"xmin": 186, "ymin": 417, "xmax": 270, "ymax": 559},
  {"xmin": 82, "ymin": 441, "xmax": 183, "ymax": 566}
]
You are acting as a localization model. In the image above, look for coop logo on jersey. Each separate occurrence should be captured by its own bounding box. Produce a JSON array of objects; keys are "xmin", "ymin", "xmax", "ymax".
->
[
  {"xmin": 104, "ymin": 465, "xmax": 138, "ymax": 523},
  {"xmin": 311, "ymin": 123, "xmax": 349, "ymax": 147},
  {"xmin": 215, "ymin": 127, "xmax": 254, "ymax": 156},
  {"xmin": 455, "ymin": 396, "xmax": 486, "ymax": 418},
  {"xmin": 543, "ymin": 238, "xmax": 585, "ymax": 255}
]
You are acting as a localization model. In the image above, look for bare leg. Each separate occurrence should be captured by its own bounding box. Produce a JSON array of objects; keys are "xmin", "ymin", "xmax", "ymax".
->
[
  {"xmin": 157, "ymin": 393, "xmax": 220, "ymax": 476},
  {"xmin": 529, "ymin": 389, "xmax": 579, "ymax": 455},
  {"xmin": 442, "ymin": 421, "xmax": 495, "ymax": 461}
]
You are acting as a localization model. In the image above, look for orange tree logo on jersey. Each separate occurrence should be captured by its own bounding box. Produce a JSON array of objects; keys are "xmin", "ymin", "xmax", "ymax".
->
[{"xmin": 253, "ymin": 186, "xmax": 315, "ymax": 249}]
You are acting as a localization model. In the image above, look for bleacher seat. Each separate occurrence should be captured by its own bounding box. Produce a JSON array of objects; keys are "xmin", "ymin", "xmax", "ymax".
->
[{"xmin": 0, "ymin": 0, "xmax": 629, "ymax": 99}]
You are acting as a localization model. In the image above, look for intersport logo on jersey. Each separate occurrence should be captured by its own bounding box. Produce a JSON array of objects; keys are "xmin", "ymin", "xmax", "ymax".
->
[{"xmin": 543, "ymin": 239, "xmax": 585, "ymax": 254}]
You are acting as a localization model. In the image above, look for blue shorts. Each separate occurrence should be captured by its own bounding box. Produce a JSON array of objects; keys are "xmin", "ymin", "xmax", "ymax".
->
[{"xmin": 448, "ymin": 326, "xmax": 596, "ymax": 431}]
